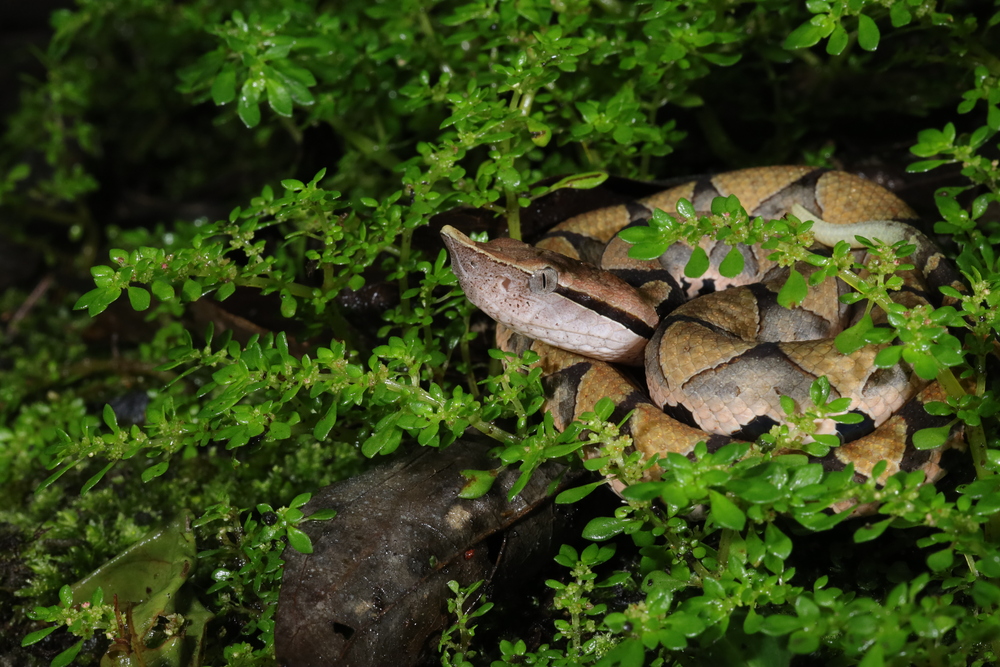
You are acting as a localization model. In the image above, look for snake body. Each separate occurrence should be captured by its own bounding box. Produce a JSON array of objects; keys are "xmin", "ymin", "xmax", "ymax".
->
[{"xmin": 441, "ymin": 166, "xmax": 964, "ymax": 486}]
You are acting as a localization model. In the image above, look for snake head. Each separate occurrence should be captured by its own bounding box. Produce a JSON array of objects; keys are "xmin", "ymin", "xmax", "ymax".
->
[{"xmin": 441, "ymin": 225, "xmax": 658, "ymax": 365}]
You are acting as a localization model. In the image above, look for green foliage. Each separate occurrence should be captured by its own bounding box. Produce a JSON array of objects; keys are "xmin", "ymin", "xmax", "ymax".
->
[
  {"xmin": 22, "ymin": 586, "xmax": 112, "ymax": 667},
  {"xmin": 548, "ymin": 543, "xmax": 624, "ymax": 658},
  {"xmin": 1, "ymin": 0, "xmax": 999, "ymax": 666},
  {"xmin": 439, "ymin": 579, "xmax": 495, "ymax": 667},
  {"xmin": 188, "ymin": 492, "xmax": 335, "ymax": 652}
]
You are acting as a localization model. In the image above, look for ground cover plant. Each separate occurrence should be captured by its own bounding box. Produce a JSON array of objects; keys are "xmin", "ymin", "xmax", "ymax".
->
[{"xmin": 2, "ymin": 0, "xmax": 1000, "ymax": 665}]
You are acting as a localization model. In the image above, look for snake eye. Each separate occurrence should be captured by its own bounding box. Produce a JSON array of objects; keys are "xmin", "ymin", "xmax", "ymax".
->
[{"xmin": 529, "ymin": 267, "xmax": 559, "ymax": 294}]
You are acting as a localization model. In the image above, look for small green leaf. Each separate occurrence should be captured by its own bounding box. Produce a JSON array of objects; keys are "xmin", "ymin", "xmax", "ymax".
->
[
  {"xmin": 778, "ymin": 268, "xmax": 807, "ymax": 308},
  {"xmin": 459, "ymin": 469, "xmax": 498, "ymax": 498},
  {"xmin": 783, "ymin": 20, "xmax": 830, "ymax": 49},
  {"xmin": 91, "ymin": 264, "xmax": 115, "ymax": 284},
  {"xmin": 285, "ymin": 526, "xmax": 314, "ymax": 554},
  {"xmin": 856, "ymin": 14, "xmax": 880, "ymax": 51},
  {"xmin": 765, "ymin": 523, "xmax": 793, "ymax": 559},
  {"xmin": 361, "ymin": 423, "xmax": 402, "ymax": 457},
  {"xmin": 556, "ymin": 480, "xmax": 604, "ymax": 504},
  {"xmin": 280, "ymin": 290, "xmax": 298, "ymax": 318},
  {"xmin": 593, "ymin": 396, "xmax": 616, "ymax": 421},
  {"xmin": 93, "ymin": 287, "xmax": 123, "ymax": 316},
  {"xmin": 978, "ymin": 551, "xmax": 1000, "ymax": 578},
  {"xmin": 547, "ymin": 171, "xmax": 608, "ymax": 192},
  {"xmin": 73, "ymin": 289, "xmax": 96, "ymax": 310},
  {"xmin": 759, "ymin": 613, "xmax": 803, "ymax": 636},
  {"xmin": 151, "ymin": 280, "xmax": 175, "ymax": 301},
  {"xmin": 889, "ymin": 3, "xmax": 912, "ymax": 26},
  {"xmin": 911, "ymin": 353, "xmax": 940, "ymax": 380},
  {"xmin": 127, "ymin": 286, "xmax": 151, "ymax": 311},
  {"xmin": 103, "ymin": 403, "xmax": 120, "ymax": 432},
  {"xmin": 269, "ymin": 421, "xmax": 292, "ymax": 440},
  {"xmin": 743, "ymin": 608, "xmax": 763, "ymax": 633},
  {"xmin": 859, "ymin": 643, "xmax": 884, "ymax": 667},
  {"xmin": 972, "ymin": 580, "xmax": 1000, "ymax": 607},
  {"xmin": 854, "ymin": 517, "xmax": 893, "ymax": 542},
  {"xmin": 313, "ymin": 402, "xmax": 338, "ymax": 440},
  {"xmin": 141, "ymin": 461, "xmax": 169, "ymax": 482},
  {"xmin": 788, "ymin": 630, "xmax": 819, "ymax": 654},
  {"xmin": 927, "ymin": 548, "xmax": 954, "ymax": 572},
  {"xmin": 676, "ymin": 198, "xmax": 696, "ymax": 218},
  {"xmin": 826, "ymin": 23, "xmax": 848, "ymax": 55},
  {"xmin": 212, "ymin": 363, "xmax": 247, "ymax": 385},
  {"xmin": 238, "ymin": 79, "xmax": 262, "ymax": 128},
  {"xmin": 922, "ymin": 401, "xmax": 952, "ymax": 416},
  {"xmin": 182, "ymin": 279, "xmax": 203, "ymax": 302},
  {"xmin": 216, "ymin": 282, "xmax": 236, "ymax": 301},
  {"xmin": 211, "ymin": 63, "xmax": 237, "ymax": 105},
  {"xmin": 685, "ymin": 246, "xmax": 710, "ymax": 278},
  {"xmin": 835, "ymin": 314, "xmax": 873, "ymax": 354},
  {"xmin": 265, "ymin": 73, "xmax": 293, "ymax": 117},
  {"xmin": 702, "ymin": 52, "xmax": 741, "ymax": 66},
  {"xmin": 307, "ymin": 509, "xmax": 337, "ymax": 521},
  {"xmin": 708, "ymin": 490, "xmax": 746, "ymax": 530},
  {"xmin": 719, "ymin": 245, "xmax": 745, "ymax": 278},
  {"xmin": 526, "ymin": 117, "xmax": 551, "ymax": 147},
  {"xmin": 81, "ymin": 461, "xmax": 116, "ymax": 494},
  {"xmin": 59, "ymin": 583, "xmax": 73, "ymax": 607},
  {"xmin": 873, "ymin": 345, "xmax": 903, "ymax": 368},
  {"xmin": 51, "ymin": 640, "xmax": 84, "ymax": 667},
  {"xmin": 8, "ymin": 162, "xmax": 30, "ymax": 181},
  {"xmin": 808, "ymin": 376, "xmax": 831, "ymax": 406},
  {"xmin": 913, "ymin": 425, "xmax": 951, "ymax": 449},
  {"xmin": 582, "ymin": 516, "xmax": 627, "ymax": 540},
  {"xmin": 907, "ymin": 159, "xmax": 950, "ymax": 173},
  {"xmin": 75, "ymin": 286, "xmax": 122, "ymax": 316},
  {"xmin": 36, "ymin": 461, "xmax": 78, "ymax": 492},
  {"xmin": 618, "ymin": 481, "xmax": 665, "ymax": 501},
  {"xmin": 595, "ymin": 638, "xmax": 644, "ymax": 667},
  {"xmin": 21, "ymin": 625, "xmax": 58, "ymax": 647}
]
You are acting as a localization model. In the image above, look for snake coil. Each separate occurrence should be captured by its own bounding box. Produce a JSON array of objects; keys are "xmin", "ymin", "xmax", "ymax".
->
[{"xmin": 442, "ymin": 166, "xmax": 965, "ymax": 493}]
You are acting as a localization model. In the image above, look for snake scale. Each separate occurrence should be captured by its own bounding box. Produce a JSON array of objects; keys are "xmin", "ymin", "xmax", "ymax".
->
[{"xmin": 441, "ymin": 166, "xmax": 965, "ymax": 490}]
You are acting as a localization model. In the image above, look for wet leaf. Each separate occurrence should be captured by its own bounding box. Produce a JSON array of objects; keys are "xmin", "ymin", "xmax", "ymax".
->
[
  {"xmin": 275, "ymin": 441, "xmax": 574, "ymax": 667},
  {"xmin": 709, "ymin": 490, "xmax": 746, "ymax": 530}
]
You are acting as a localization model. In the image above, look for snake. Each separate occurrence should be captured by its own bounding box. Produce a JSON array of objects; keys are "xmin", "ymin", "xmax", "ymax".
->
[{"xmin": 440, "ymin": 166, "xmax": 965, "ymax": 490}]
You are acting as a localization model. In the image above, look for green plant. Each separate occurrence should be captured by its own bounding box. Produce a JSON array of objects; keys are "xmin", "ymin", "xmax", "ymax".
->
[
  {"xmin": 439, "ymin": 580, "xmax": 494, "ymax": 667},
  {"xmin": 1, "ymin": 1, "xmax": 998, "ymax": 666}
]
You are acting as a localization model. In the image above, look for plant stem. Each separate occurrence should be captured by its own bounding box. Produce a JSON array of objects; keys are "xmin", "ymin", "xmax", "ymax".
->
[
  {"xmin": 461, "ymin": 312, "xmax": 480, "ymax": 399},
  {"xmin": 505, "ymin": 187, "xmax": 521, "ymax": 241},
  {"xmin": 398, "ymin": 228, "xmax": 413, "ymax": 318},
  {"xmin": 717, "ymin": 527, "xmax": 734, "ymax": 572}
]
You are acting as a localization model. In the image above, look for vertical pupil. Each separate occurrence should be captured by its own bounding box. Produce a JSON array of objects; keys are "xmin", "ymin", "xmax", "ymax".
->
[{"xmin": 530, "ymin": 267, "xmax": 557, "ymax": 293}]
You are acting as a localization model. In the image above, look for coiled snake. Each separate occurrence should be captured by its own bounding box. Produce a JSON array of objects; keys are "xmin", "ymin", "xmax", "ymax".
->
[{"xmin": 441, "ymin": 166, "xmax": 965, "ymax": 490}]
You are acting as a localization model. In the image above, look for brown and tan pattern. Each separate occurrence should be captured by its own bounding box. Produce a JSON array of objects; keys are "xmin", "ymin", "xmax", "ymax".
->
[{"xmin": 441, "ymin": 166, "xmax": 965, "ymax": 488}]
